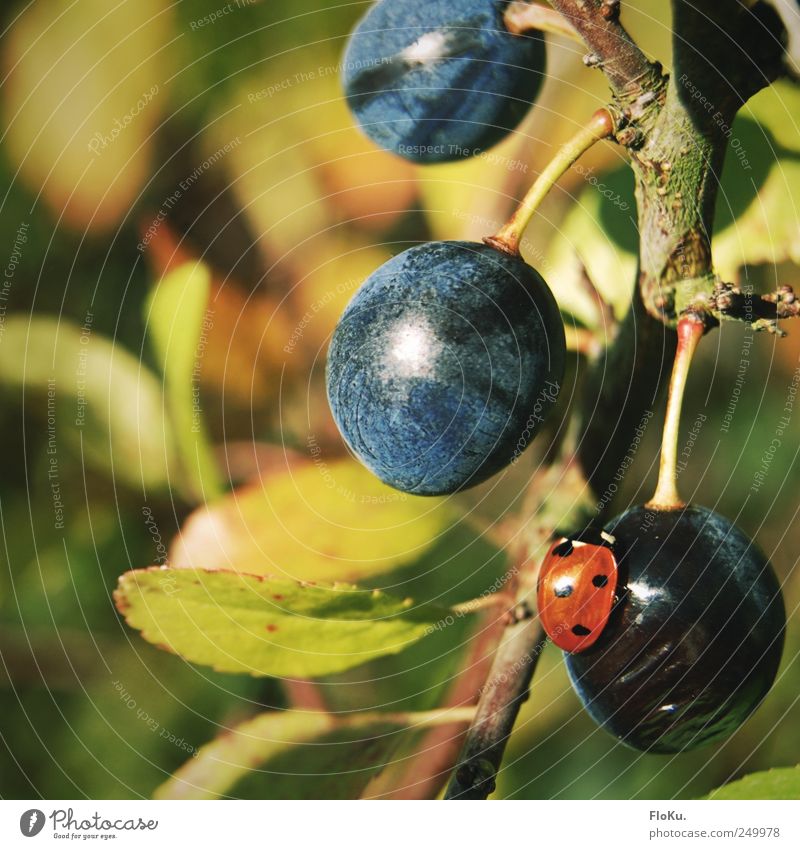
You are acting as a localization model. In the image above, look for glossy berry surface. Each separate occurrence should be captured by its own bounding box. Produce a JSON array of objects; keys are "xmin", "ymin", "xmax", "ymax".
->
[
  {"xmin": 326, "ymin": 241, "xmax": 565, "ymax": 495},
  {"xmin": 537, "ymin": 532, "xmax": 619, "ymax": 653},
  {"xmin": 565, "ymin": 505, "xmax": 785, "ymax": 753},
  {"xmin": 342, "ymin": 0, "xmax": 546, "ymax": 163}
]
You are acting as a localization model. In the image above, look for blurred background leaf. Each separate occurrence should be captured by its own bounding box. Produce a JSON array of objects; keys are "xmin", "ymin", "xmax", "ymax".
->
[
  {"xmin": 3, "ymin": 0, "xmax": 173, "ymax": 230},
  {"xmin": 156, "ymin": 706, "xmax": 473, "ymax": 800},
  {"xmin": 145, "ymin": 260, "xmax": 224, "ymax": 501},
  {"xmin": 0, "ymin": 315, "xmax": 177, "ymax": 491},
  {"xmin": 169, "ymin": 457, "xmax": 457, "ymax": 582}
]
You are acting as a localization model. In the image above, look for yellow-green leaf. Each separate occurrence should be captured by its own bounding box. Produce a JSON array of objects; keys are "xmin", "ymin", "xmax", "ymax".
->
[
  {"xmin": 0, "ymin": 315, "xmax": 176, "ymax": 491},
  {"xmin": 714, "ymin": 159, "xmax": 800, "ymax": 280},
  {"xmin": 742, "ymin": 80, "xmax": 800, "ymax": 154},
  {"xmin": 3, "ymin": 0, "xmax": 172, "ymax": 230},
  {"xmin": 115, "ymin": 567, "xmax": 463, "ymax": 678},
  {"xmin": 712, "ymin": 105, "xmax": 800, "ymax": 282},
  {"xmin": 706, "ymin": 766, "xmax": 800, "ymax": 800}
]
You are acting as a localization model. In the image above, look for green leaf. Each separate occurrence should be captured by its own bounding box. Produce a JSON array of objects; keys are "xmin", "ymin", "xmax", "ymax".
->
[
  {"xmin": 0, "ymin": 315, "xmax": 176, "ymax": 491},
  {"xmin": 115, "ymin": 568, "xmax": 463, "ymax": 678},
  {"xmin": 742, "ymin": 80, "xmax": 800, "ymax": 154},
  {"xmin": 170, "ymin": 457, "xmax": 456, "ymax": 582},
  {"xmin": 321, "ymin": 522, "xmax": 508, "ymax": 714},
  {"xmin": 705, "ymin": 766, "xmax": 800, "ymax": 800},
  {"xmin": 145, "ymin": 261, "xmax": 224, "ymax": 502},
  {"xmin": 155, "ymin": 707, "xmax": 472, "ymax": 800},
  {"xmin": 696, "ymin": 81, "xmax": 800, "ymax": 283},
  {"xmin": 712, "ymin": 110, "xmax": 800, "ymax": 281}
]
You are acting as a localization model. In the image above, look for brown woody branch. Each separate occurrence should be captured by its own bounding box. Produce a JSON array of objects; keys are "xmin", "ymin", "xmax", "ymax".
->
[
  {"xmin": 708, "ymin": 283, "xmax": 800, "ymax": 333},
  {"xmin": 444, "ymin": 464, "xmax": 595, "ymax": 800},
  {"xmin": 547, "ymin": 0, "xmax": 665, "ymax": 106}
]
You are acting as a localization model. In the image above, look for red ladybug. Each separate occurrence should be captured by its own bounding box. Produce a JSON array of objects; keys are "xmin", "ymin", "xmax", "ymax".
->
[{"xmin": 536, "ymin": 530, "xmax": 619, "ymax": 653}]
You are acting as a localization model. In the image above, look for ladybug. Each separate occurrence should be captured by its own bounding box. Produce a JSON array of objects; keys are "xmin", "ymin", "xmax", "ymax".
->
[{"xmin": 536, "ymin": 529, "xmax": 618, "ymax": 653}]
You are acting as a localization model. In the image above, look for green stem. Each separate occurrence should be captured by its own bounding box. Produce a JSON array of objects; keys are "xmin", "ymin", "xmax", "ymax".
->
[
  {"xmin": 646, "ymin": 316, "xmax": 704, "ymax": 510},
  {"xmin": 485, "ymin": 109, "xmax": 614, "ymax": 256},
  {"xmin": 369, "ymin": 707, "xmax": 477, "ymax": 728}
]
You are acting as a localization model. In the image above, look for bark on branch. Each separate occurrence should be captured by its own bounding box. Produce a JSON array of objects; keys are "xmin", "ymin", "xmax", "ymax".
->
[
  {"xmin": 547, "ymin": 0, "xmax": 664, "ymax": 105},
  {"xmin": 633, "ymin": 1, "xmax": 787, "ymax": 323},
  {"xmin": 444, "ymin": 610, "xmax": 547, "ymax": 799},
  {"xmin": 444, "ymin": 464, "xmax": 594, "ymax": 800}
]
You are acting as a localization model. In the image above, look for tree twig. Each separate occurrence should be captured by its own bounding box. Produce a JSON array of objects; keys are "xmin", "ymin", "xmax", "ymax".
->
[
  {"xmin": 709, "ymin": 283, "xmax": 800, "ymax": 333},
  {"xmin": 547, "ymin": 0, "xmax": 664, "ymax": 105},
  {"xmin": 444, "ymin": 462, "xmax": 595, "ymax": 800},
  {"xmin": 364, "ymin": 605, "xmax": 510, "ymax": 799},
  {"xmin": 444, "ymin": 604, "xmax": 547, "ymax": 799}
]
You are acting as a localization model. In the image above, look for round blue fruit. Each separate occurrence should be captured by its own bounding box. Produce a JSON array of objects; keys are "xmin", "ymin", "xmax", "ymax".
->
[
  {"xmin": 326, "ymin": 241, "xmax": 565, "ymax": 495},
  {"xmin": 342, "ymin": 0, "xmax": 546, "ymax": 163},
  {"xmin": 565, "ymin": 505, "xmax": 785, "ymax": 753}
]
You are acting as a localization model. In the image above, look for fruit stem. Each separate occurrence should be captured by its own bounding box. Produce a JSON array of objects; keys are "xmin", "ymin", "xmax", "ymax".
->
[
  {"xmin": 504, "ymin": 1, "xmax": 583, "ymax": 43},
  {"xmin": 647, "ymin": 315, "xmax": 704, "ymax": 510},
  {"xmin": 485, "ymin": 109, "xmax": 614, "ymax": 257}
]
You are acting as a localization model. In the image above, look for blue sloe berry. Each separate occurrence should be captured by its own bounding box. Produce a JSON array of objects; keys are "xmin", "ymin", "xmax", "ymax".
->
[
  {"xmin": 342, "ymin": 0, "xmax": 546, "ymax": 163},
  {"xmin": 326, "ymin": 241, "xmax": 565, "ymax": 495}
]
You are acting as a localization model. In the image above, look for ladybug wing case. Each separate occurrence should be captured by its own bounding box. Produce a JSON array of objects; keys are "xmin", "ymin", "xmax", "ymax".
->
[{"xmin": 536, "ymin": 539, "xmax": 618, "ymax": 653}]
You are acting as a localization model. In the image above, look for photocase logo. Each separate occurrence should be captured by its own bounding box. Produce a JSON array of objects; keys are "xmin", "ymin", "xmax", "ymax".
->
[{"xmin": 19, "ymin": 809, "xmax": 46, "ymax": 837}]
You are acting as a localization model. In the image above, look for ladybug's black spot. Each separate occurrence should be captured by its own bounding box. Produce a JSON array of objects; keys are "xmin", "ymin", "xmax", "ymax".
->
[
  {"xmin": 554, "ymin": 584, "xmax": 573, "ymax": 598},
  {"xmin": 553, "ymin": 540, "xmax": 574, "ymax": 557},
  {"xmin": 592, "ymin": 574, "xmax": 609, "ymax": 588},
  {"xmin": 572, "ymin": 624, "xmax": 591, "ymax": 637}
]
